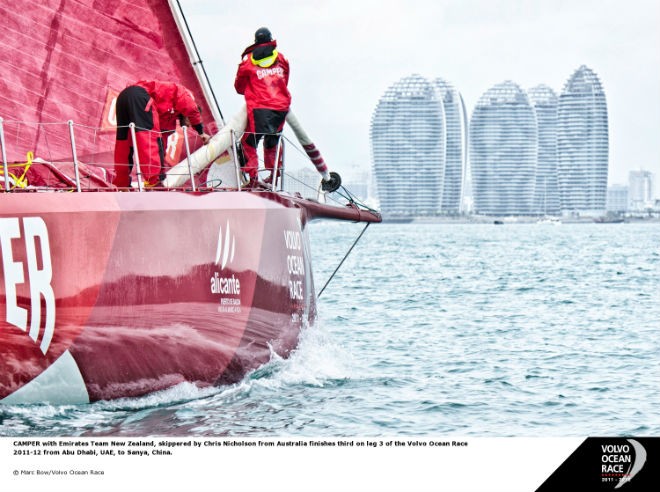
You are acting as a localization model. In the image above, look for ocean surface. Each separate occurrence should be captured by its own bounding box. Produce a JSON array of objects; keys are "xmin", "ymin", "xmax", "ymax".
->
[{"xmin": 1, "ymin": 221, "xmax": 659, "ymax": 438}]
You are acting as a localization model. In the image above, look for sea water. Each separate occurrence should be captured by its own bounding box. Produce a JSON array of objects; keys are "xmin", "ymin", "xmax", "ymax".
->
[{"xmin": 1, "ymin": 221, "xmax": 658, "ymax": 437}]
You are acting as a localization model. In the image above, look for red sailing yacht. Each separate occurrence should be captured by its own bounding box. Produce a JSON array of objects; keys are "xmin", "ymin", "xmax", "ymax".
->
[{"xmin": 0, "ymin": 1, "xmax": 380, "ymax": 404}]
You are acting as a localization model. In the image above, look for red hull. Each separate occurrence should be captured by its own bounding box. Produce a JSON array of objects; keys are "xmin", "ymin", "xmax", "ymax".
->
[{"xmin": 0, "ymin": 190, "xmax": 381, "ymax": 403}]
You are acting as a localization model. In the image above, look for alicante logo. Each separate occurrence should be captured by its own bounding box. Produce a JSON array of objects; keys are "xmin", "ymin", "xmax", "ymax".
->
[
  {"xmin": 214, "ymin": 221, "xmax": 235, "ymax": 269},
  {"xmin": 210, "ymin": 222, "xmax": 240, "ymax": 300},
  {"xmin": 601, "ymin": 439, "xmax": 646, "ymax": 489}
]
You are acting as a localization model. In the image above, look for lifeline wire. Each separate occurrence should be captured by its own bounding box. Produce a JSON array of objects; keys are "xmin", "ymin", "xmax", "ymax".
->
[{"xmin": 317, "ymin": 222, "xmax": 371, "ymax": 298}]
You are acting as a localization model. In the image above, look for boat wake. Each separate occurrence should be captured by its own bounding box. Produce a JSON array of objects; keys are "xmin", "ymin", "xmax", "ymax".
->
[
  {"xmin": 0, "ymin": 319, "xmax": 354, "ymax": 437},
  {"xmin": 246, "ymin": 319, "xmax": 355, "ymax": 388}
]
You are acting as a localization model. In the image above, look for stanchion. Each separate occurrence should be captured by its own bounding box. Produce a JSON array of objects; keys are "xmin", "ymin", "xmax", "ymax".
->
[
  {"xmin": 182, "ymin": 126, "xmax": 196, "ymax": 191},
  {"xmin": 129, "ymin": 123, "xmax": 144, "ymax": 191},
  {"xmin": 67, "ymin": 120, "xmax": 82, "ymax": 192},
  {"xmin": 0, "ymin": 117, "xmax": 9, "ymax": 192}
]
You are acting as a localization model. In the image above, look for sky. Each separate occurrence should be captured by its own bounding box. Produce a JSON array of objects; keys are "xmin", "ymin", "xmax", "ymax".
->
[{"xmin": 183, "ymin": 0, "xmax": 660, "ymax": 191}]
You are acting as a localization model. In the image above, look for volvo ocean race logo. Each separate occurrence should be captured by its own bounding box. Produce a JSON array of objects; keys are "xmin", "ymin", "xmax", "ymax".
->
[
  {"xmin": 0, "ymin": 217, "xmax": 55, "ymax": 354},
  {"xmin": 284, "ymin": 221, "xmax": 304, "ymax": 301},
  {"xmin": 211, "ymin": 222, "xmax": 241, "ymax": 313},
  {"xmin": 601, "ymin": 439, "xmax": 647, "ymax": 488},
  {"xmin": 537, "ymin": 437, "xmax": 656, "ymax": 491}
]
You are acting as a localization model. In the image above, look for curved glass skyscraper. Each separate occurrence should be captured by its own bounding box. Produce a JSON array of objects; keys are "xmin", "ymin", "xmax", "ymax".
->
[
  {"xmin": 557, "ymin": 65, "xmax": 609, "ymax": 216},
  {"xmin": 433, "ymin": 78, "xmax": 468, "ymax": 214},
  {"xmin": 470, "ymin": 81, "xmax": 538, "ymax": 215},
  {"xmin": 528, "ymin": 84, "xmax": 560, "ymax": 216},
  {"xmin": 370, "ymin": 74, "xmax": 446, "ymax": 217}
]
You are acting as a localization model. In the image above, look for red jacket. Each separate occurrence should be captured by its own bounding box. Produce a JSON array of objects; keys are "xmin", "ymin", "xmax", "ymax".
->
[
  {"xmin": 234, "ymin": 43, "xmax": 291, "ymax": 112},
  {"xmin": 135, "ymin": 80, "xmax": 203, "ymax": 132}
]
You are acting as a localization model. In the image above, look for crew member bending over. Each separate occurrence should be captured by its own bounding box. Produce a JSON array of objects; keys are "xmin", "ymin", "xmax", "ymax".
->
[{"xmin": 114, "ymin": 80, "xmax": 210, "ymax": 187}]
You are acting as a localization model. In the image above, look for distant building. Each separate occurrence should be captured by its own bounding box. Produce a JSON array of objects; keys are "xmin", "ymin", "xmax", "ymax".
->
[
  {"xmin": 528, "ymin": 85, "xmax": 560, "ymax": 216},
  {"xmin": 433, "ymin": 78, "xmax": 468, "ymax": 214},
  {"xmin": 284, "ymin": 167, "xmax": 371, "ymax": 205},
  {"xmin": 341, "ymin": 170, "xmax": 370, "ymax": 202},
  {"xmin": 285, "ymin": 167, "xmax": 321, "ymax": 199},
  {"xmin": 607, "ymin": 184, "xmax": 628, "ymax": 213},
  {"xmin": 628, "ymin": 170, "xmax": 654, "ymax": 211},
  {"xmin": 557, "ymin": 65, "xmax": 609, "ymax": 216},
  {"xmin": 370, "ymin": 74, "xmax": 445, "ymax": 218},
  {"xmin": 470, "ymin": 81, "xmax": 538, "ymax": 216}
]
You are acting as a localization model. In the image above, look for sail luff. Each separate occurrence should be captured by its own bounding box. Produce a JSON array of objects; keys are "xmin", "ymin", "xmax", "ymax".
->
[{"xmin": 168, "ymin": 0, "xmax": 225, "ymax": 125}]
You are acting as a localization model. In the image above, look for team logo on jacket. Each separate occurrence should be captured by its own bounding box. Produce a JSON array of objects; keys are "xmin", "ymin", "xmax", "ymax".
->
[
  {"xmin": 210, "ymin": 221, "xmax": 241, "ymax": 312},
  {"xmin": 256, "ymin": 67, "xmax": 284, "ymax": 80}
]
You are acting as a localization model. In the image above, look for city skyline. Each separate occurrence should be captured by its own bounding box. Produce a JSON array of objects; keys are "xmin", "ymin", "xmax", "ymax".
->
[
  {"xmin": 371, "ymin": 65, "xmax": 615, "ymax": 217},
  {"xmin": 185, "ymin": 0, "xmax": 660, "ymax": 192}
]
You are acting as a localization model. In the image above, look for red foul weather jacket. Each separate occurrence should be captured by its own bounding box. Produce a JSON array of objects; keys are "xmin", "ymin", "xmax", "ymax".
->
[
  {"xmin": 135, "ymin": 80, "xmax": 203, "ymax": 133},
  {"xmin": 234, "ymin": 42, "xmax": 291, "ymax": 112}
]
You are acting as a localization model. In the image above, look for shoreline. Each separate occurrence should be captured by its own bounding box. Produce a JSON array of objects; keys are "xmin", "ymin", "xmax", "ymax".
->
[{"xmin": 380, "ymin": 216, "xmax": 660, "ymax": 224}]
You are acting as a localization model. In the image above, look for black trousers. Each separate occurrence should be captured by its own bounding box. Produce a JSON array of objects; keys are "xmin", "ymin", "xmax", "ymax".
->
[{"xmin": 244, "ymin": 108, "xmax": 288, "ymax": 149}]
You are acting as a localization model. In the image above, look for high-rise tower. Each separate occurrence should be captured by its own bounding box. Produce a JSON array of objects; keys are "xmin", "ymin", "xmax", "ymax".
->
[
  {"xmin": 470, "ymin": 81, "xmax": 538, "ymax": 216},
  {"xmin": 433, "ymin": 78, "xmax": 468, "ymax": 214},
  {"xmin": 370, "ymin": 74, "xmax": 446, "ymax": 218},
  {"xmin": 528, "ymin": 84, "xmax": 560, "ymax": 216},
  {"xmin": 557, "ymin": 65, "xmax": 609, "ymax": 216}
]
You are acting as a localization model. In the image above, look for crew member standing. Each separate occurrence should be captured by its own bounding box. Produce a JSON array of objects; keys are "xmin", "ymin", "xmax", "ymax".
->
[
  {"xmin": 234, "ymin": 27, "xmax": 291, "ymax": 186},
  {"xmin": 113, "ymin": 80, "xmax": 210, "ymax": 187}
]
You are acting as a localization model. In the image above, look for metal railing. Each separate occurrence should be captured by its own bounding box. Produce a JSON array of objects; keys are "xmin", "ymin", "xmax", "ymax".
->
[
  {"xmin": 0, "ymin": 115, "xmax": 375, "ymax": 214},
  {"xmin": 0, "ymin": 116, "xmax": 291, "ymax": 194},
  {"xmin": 0, "ymin": 117, "xmax": 220, "ymax": 193},
  {"xmin": 229, "ymin": 128, "xmax": 286, "ymax": 192}
]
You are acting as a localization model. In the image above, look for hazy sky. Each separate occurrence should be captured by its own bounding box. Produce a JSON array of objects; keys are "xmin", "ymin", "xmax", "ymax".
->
[{"xmin": 184, "ymin": 0, "xmax": 660, "ymax": 189}]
